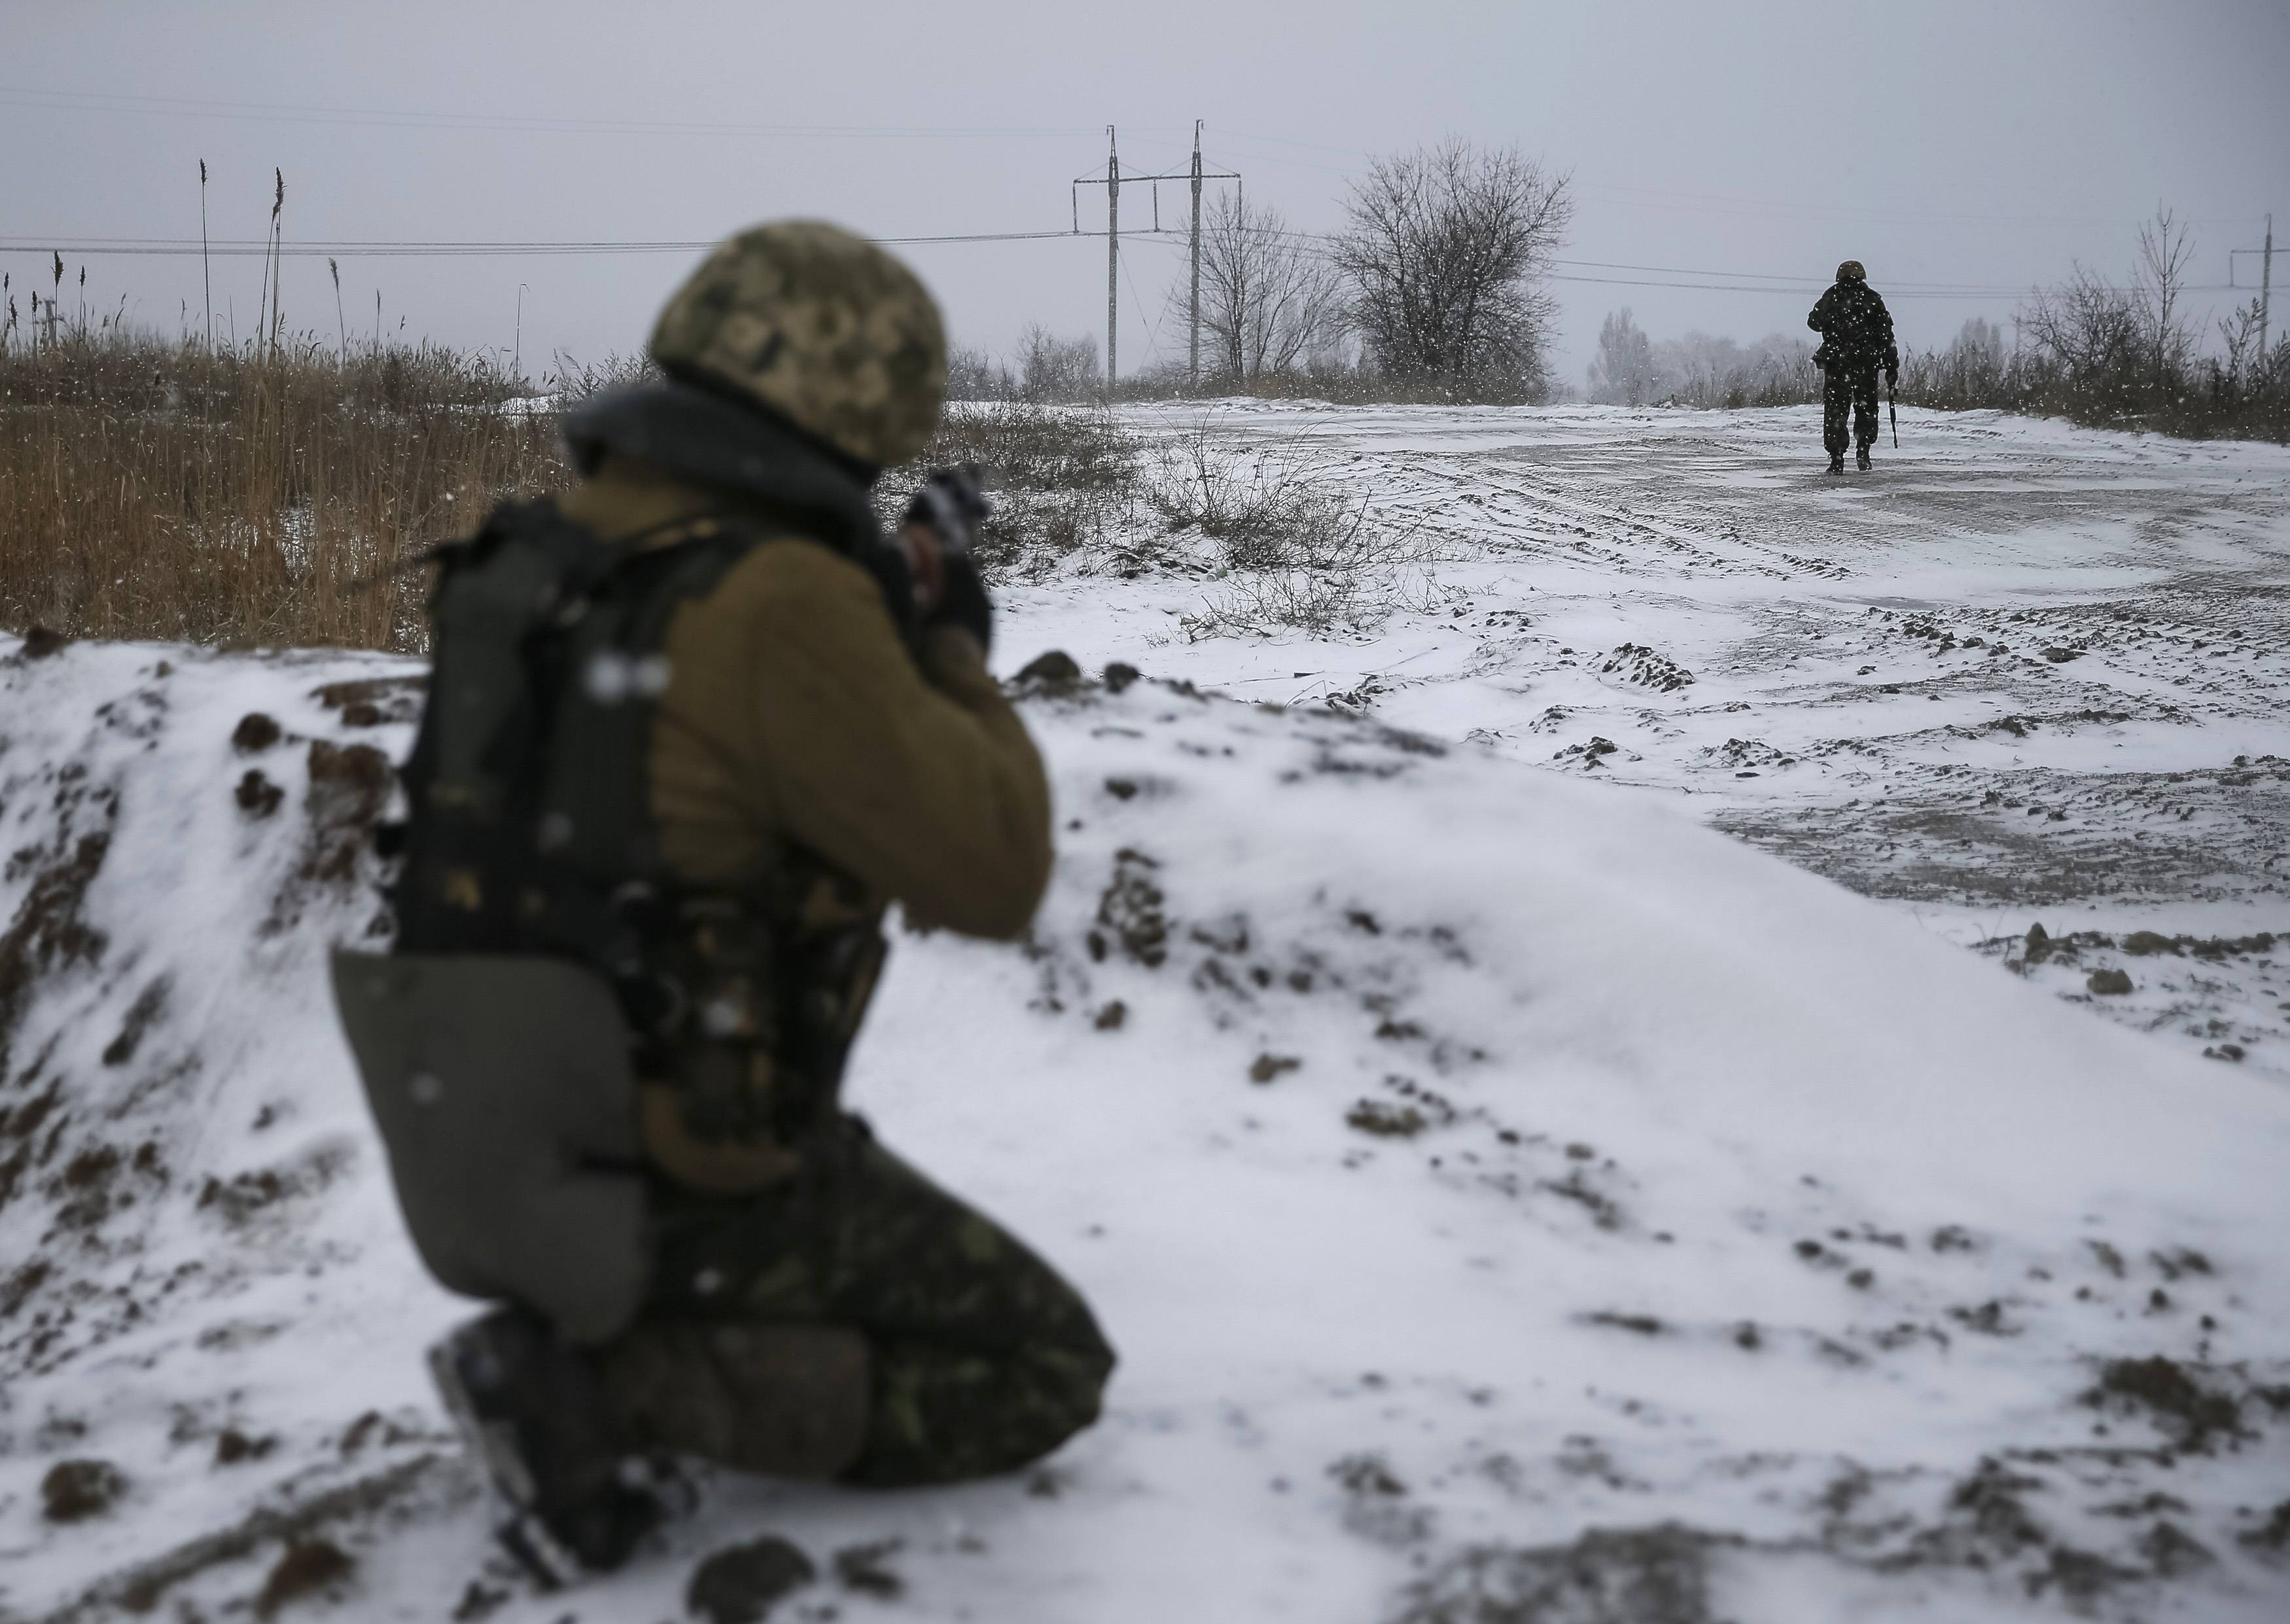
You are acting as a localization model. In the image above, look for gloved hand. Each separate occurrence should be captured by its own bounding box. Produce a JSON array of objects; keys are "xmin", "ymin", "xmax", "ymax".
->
[
  {"xmin": 1886, "ymin": 367, "xmax": 1900, "ymax": 389},
  {"xmin": 928, "ymin": 551, "xmax": 994, "ymax": 656},
  {"xmin": 898, "ymin": 462, "xmax": 995, "ymax": 657}
]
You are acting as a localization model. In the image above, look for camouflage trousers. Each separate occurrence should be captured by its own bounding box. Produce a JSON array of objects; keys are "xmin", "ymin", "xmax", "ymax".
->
[
  {"xmin": 1823, "ymin": 366, "xmax": 1882, "ymax": 455},
  {"xmin": 600, "ymin": 1114, "xmax": 1114, "ymax": 1488}
]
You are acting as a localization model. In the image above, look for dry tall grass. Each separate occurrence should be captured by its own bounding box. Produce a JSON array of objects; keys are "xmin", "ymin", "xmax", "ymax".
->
[{"xmin": 0, "ymin": 330, "xmax": 565, "ymax": 651}]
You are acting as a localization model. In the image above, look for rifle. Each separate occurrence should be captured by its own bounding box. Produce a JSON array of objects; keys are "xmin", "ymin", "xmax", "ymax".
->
[{"xmin": 1888, "ymin": 376, "xmax": 1899, "ymax": 448}]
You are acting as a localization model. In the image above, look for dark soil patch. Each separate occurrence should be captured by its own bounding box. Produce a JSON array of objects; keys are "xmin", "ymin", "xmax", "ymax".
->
[
  {"xmin": 216, "ymin": 1428, "xmax": 278, "ymax": 1465},
  {"xmin": 451, "ymin": 1578, "xmax": 508, "ymax": 1620},
  {"xmin": 102, "ymin": 975, "xmax": 171, "ymax": 1067},
  {"xmin": 51, "ymin": 1140, "xmax": 124, "ymax": 1228},
  {"xmin": 687, "ymin": 1536, "xmax": 816, "ymax": 1624},
  {"xmin": 2240, "ymin": 1498, "xmax": 2290, "ymax": 1557},
  {"xmin": 832, "ymin": 1539, "xmax": 905, "ymax": 1599},
  {"xmin": 1089, "ymin": 848, "xmax": 1169, "ymax": 966},
  {"xmin": 1543, "ymin": 1172, "xmax": 1624, "ymax": 1230},
  {"xmin": 198, "ymin": 1166, "xmax": 296, "ymax": 1224},
  {"xmin": 1584, "ymin": 1311, "xmax": 1665, "ymax": 1336},
  {"xmin": 313, "ymin": 676, "xmax": 425, "ymax": 726},
  {"xmin": 1347, "ymin": 1098, "xmax": 1427, "ymax": 1138},
  {"xmin": 42, "ymin": 1457, "xmax": 126, "ymax": 1521},
  {"xmin": 2085, "ymin": 1356, "xmax": 2244, "ymax": 1451},
  {"xmin": 0, "ymin": 827, "xmax": 113, "ymax": 1078},
  {"xmin": 236, "ymin": 768, "xmax": 284, "ymax": 817},
  {"xmin": 254, "ymin": 1538, "xmax": 355, "ymax": 1618},
  {"xmin": 2, "ymin": 1258, "xmax": 50, "ymax": 1316},
  {"xmin": 1397, "ymin": 1523, "xmax": 1718, "ymax": 1624},
  {"xmin": 1331, "ymin": 1453, "xmax": 1407, "ymax": 1496}
]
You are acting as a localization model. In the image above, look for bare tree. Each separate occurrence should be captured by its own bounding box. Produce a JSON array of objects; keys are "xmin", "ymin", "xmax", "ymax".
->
[
  {"xmin": 1166, "ymin": 192, "xmax": 1344, "ymax": 385},
  {"xmin": 2134, "ymin": 206, "xmax": 2198, "ymax": 391},
  {"xmin": 1333, "ymin": 139, "xmax": 1572, "ymax": 399},
  {"xmin": 1585, "ymin": 308, "xmax": 1658, "ymax": 404},
  {"xmin": 2218, "ymin": 298, "xmax": 2270, "ymax": 386}
]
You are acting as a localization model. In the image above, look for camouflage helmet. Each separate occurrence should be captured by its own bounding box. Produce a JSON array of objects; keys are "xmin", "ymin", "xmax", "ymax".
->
[
  {"xmin": 650, "ymin": 221, "xmax": 945, "ymax": 470},
  {"xmin": 1837, "ymin": 260, "xmax": 1867, "ymax": 283}
]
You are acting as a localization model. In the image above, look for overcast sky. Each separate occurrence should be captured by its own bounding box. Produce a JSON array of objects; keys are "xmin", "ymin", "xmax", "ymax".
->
[{"xmin": 5, "ymin": 0, "xmax": 2285, "ymax": 390}]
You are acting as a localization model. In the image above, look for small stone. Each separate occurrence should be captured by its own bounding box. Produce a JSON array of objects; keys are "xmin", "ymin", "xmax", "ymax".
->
[
  {"xmin": 41, "ymin": 1458, "xmax": 125, "ymax": 1521},
  {"xmin": 234, "ymin": 769, "xmax": 285, "ymax": 819},
  {"xmin": 1012, "ymin": 650, "xmax": 1082, "ymax": 692},
  {"xmin": 687, "ymin": 1536, "xmax": 816, "ymax": 1624},
  {"xmin": 1093, "ymin": 1001, "xmax": 1127, "ymax": 1031},
  {"xmin": 255, "ymin": 1539, "xmax": 355, "ymax": 1619},
  {"xmin": 232, "ymin": 712, "xmax": 283, "ymax": 753},
  {"xmin": 1104, "ymin": 662, "xmax": 1140, "ymax": 694},
  {"xmin": 1248, "ymin": 1053, "xmax": 1300, "ymax": 1085},
  {"xmin": 2087, "ymin": 968, "xmax": 2134, "ymax": 996}
]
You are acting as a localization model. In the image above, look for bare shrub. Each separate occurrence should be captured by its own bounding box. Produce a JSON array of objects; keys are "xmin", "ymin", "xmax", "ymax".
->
[
  {"xmin": 1147, "ymin": 431, "xmax": 1348, "ymax": 568},
  {"xmin": 1142, "ymin": 425, "xmax": 1425, "ymax": 637},
  {"xmin": 0, "ymin": 327, "xmax": 559, "ymax": 650},
  {"xmin": 1182, "ymin": 502, "xmax": 1421, "ymax": 639},
  {"xmin": 543, "ymin": 350, "xmax": 659, "ymax": 401},
  {"xmin": 1334, "ymin": 140, "xmax": 1573, "ymax": 401}
]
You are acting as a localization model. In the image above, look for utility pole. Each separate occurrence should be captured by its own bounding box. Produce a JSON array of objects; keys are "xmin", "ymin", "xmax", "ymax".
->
[
  {"xmin": 1072, "ymin": 126, "xmax": 1238, "ymax": 397},
  {"xmin": 1106, "ymin": 128, "xmax": 1119, "ymax": 391},
  {"xmin": 2263, "ymin": 214, "xmax": 2274, "ymax": 359},
  {"xmin": 2230, "ymin": 214, "xmax": 2276, "ymax": 357},
  {"xmin": 1189, "ymin": 121, "xmax": 1203, "ymax": 391}
]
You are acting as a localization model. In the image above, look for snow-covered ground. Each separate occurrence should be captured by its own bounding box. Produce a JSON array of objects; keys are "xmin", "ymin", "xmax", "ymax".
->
[
  {"xmin": 1003, "ymin": 401, "xmax": 2290, "ymax": 1080},
  {"xmin": 3, "ymin": 404, "xmax": 2288, "ymax": 1623}
]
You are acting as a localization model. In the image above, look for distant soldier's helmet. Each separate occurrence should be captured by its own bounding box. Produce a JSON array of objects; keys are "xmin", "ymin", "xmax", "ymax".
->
[
  {"xmin": 650, "ymin": 221, "xmax": 946, "ymax": 470},
  {"xmin": 1837, "ymin": 260, "xmax": 1867, "ymax": 283}
]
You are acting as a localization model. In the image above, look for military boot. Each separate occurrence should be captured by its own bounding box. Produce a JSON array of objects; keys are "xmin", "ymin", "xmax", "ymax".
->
[
  {"xmin": 428, "ymin": 1309, "xmax": 666, "ymax": 1585},
  {"xmin": 1857, "ymin": 446, "xmax": 1873, "ymax": 471},
  {"xmin": 1827, "ymin": 453, "xmax": 1845, "ymax": 475}
]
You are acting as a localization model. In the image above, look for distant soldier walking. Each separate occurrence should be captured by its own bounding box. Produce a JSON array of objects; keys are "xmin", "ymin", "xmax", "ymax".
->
[{"xmin": 1807, "ymin": 261, "xmax": 1898, "ymax": 473}]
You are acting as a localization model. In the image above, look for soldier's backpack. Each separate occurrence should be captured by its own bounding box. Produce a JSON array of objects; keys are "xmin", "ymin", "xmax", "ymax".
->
[{"xmin": 331, "ymin": 499, "xmax": 851, "ymax": 1342}]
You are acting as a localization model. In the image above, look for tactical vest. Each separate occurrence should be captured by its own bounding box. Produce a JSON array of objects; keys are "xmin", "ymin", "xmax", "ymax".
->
[{"xmin": 333, "ymin": 498, "xmax": 889, "ymax": 1340}]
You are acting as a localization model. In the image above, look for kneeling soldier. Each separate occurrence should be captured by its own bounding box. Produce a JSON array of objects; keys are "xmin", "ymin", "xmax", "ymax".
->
[{"xmin": 334, "ymin": 221, "xmax": 1113, "ymax": 1580}]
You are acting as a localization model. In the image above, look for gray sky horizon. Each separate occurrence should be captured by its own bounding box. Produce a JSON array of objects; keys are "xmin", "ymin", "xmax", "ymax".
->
[{"xmin": 5, "ymin": 0, "xmax": 2285, "ymax": 392}]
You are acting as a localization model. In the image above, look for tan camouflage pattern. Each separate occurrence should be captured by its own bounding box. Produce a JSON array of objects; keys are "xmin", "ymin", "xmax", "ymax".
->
[
  {"xmin": 650, "ymin": 221, "xmax": 947, "ymax": 470},
  {"xmin": 1837, "ymin": 260, "xmax": 1867, "ymax": 283}
]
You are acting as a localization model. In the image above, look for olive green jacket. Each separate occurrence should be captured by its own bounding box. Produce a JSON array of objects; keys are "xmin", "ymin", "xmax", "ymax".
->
[{"xmin": 556, "ymin": 455, "xmax": 1053, "ymax": 941}]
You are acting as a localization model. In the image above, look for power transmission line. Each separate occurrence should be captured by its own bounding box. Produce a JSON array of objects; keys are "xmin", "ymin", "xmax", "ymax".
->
[
  {"xmin": 0, "ymin": 230, "xmax": 1116, "ymax": 257},
  {"xmin": 6, "ymin": 229, "xmax": 2247, "ymax": 302},
  {"xmin": 0, "ymin": 84, "xmax": 1102, "ymax": 141}
]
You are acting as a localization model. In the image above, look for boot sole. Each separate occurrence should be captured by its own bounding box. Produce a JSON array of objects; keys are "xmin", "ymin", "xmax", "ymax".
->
[{"xmin": 427, "ymin": 1335, "xmax": 586, "ymax": 1588}]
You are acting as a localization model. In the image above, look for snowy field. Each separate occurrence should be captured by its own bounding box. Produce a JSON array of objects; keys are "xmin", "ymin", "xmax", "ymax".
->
[
  {"xmin": 1006, "ymin": 402, "xmax": 2290, "ymax": 1080},
  {"xmin": 1, "ymin": 404, "xmax": 2287, "ymax": 1624}
]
